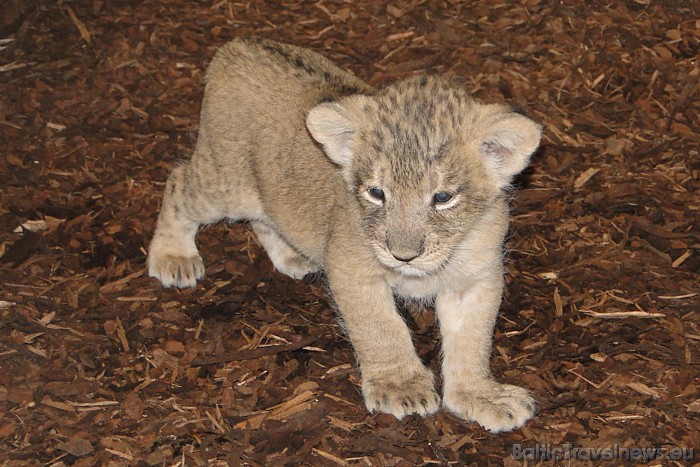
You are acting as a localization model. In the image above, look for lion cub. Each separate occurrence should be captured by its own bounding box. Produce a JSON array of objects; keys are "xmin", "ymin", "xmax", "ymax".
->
[{"xmin": 149, "ymin": 37, "xmax": 542, "ymax": 432}]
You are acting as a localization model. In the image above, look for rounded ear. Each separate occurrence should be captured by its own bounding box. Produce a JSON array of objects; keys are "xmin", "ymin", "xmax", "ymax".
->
[
  {"xmin": 306, "ymin": 103, "xmax": 356, "ymax": 167},
  {"xmin": 480, "ymin": 112, "xmax": 542, "ymax": 186}
]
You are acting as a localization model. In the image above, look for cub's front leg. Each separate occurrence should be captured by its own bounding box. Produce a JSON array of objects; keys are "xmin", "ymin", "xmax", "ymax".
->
[
  {"xmin": 149, "ymin": 164, "xmax": 208, "ymax": 288},
  {"xmin": 437, "ymin": 276, "xmax": 536, "ymax": 432},
  {"xmin": 148, "ymin": 144, "xmax": 234, "ymax": 289},
  {"xmin": 326, "ymin": 265, "xmax": 440, "ymax": 419}
]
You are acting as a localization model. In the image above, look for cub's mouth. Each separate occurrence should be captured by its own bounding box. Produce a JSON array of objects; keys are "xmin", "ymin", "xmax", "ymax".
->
[{"xmin": 371, "ymin": 244, "xmax": 446, "ymax": 278}]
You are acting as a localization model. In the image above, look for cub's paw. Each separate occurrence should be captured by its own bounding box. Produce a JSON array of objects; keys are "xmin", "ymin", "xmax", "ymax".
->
[
  {"xmin": 362, "ymin": 368, "xmax": 441, "ymax": 419},
  {"xmin": 275, "ymin": 255, "xmax": 319, "ymax": 280},
  {"xmin": 443, "ymin": 382, "xmax": 536, "ymax": 433},
  {"xmin": 148, "ymin": 252, "xmax": 205, "ymax": 288}
]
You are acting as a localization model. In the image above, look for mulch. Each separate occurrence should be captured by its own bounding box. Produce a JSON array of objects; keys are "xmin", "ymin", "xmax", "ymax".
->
[{"xmin": 0, "ymin": 0, "xmax": 698, "ymax": 465}]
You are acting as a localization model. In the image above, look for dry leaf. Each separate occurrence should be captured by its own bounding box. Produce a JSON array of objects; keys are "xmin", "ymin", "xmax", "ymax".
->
[
  {"xmin": 573, "ymin": 168, "xmax": 600, "ymax": 190},
  {"xmin": 627, "ymin": 382, "xmax": 662, "ymax": 399},
  {"xmin": 58, "ymin": 438, "xmax": 94, "ymax": 457}
]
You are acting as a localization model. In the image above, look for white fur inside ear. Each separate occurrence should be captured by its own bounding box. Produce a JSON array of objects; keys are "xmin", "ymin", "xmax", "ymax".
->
[
  {"xmin": 306, "ymin": 103, "xmax": 355, "ymax": 167},
  {"xmin": 480, "ymin": 113, "xmax": 542, "ymax": 185}
]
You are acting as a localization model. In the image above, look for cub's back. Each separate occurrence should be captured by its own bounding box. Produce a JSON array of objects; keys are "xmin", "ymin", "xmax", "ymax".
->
[
  {"xmin": 201, "ymin": 38, "xmax": 371, "ymax": 136},
  {"xmin": 207, "ymin": 38, "xmax": 369, "ymax": 93}
]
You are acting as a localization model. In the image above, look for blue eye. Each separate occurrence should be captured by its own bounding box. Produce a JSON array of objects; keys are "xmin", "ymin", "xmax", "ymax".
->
[
  {"xmin": 433, "ymin": 192, "xmax": 453, "ymax": 204},
  {"xmin": 368, "ymin": 187, "xmax": 385, "ymax": 201}
]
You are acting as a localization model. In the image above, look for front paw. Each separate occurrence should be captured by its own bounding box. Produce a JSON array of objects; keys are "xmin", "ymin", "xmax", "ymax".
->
[
  {"xmin": 443, "ymin": 381, "xmax": 536, "ymax": 433},
  {"xmin": 148, "ymin": 251, "xmax": 205, "ymax": 288},
  {"xmin": 362, "ymin": 367, "xmax": 441, "ymax": 419}
]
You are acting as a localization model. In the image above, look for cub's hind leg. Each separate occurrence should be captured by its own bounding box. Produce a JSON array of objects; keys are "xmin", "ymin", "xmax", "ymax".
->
[
  {"xmin": 251, "ymin": 221, "xmax": 318, "ymax": 279},
  {"xmin": 149, "ymin": 162, "xmax": 224, "ymax": 288}
]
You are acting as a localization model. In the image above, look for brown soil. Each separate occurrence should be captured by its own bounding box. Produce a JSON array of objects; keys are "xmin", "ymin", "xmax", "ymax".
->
[{"xmin": 0, "ymin": 1, "xmax": 698, "ymax": 465}]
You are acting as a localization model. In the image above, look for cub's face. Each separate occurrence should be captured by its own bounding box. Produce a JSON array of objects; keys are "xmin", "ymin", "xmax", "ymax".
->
[
  {"xmin": 307, "ymin": 76, "xmax": 542, "ymax": 277},
  {"xmin": 350, "ymin": 129, "xmax": 496, "ymax": 277}
]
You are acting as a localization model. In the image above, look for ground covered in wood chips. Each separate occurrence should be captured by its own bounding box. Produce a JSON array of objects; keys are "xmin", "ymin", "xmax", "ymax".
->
[{"xmin": 1, "ymin": 0, "xmax": 698, "ymax": 465}]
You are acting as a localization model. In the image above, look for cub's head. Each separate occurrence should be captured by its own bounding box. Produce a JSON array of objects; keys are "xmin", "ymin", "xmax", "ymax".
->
[{"xmin": 307, "ymin": 76, "xmax": 541, "ymax": 277}]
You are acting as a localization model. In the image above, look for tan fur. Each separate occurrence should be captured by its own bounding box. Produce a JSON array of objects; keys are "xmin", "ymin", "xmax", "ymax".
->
[{"xmin": 148, "ymin": 37, "xmax": 542, "ymax": 432}]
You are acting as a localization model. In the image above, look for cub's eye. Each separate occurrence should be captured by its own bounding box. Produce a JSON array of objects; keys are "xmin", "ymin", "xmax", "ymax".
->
[
  {"xmin": 368, "ymin": 187, "xmax": 385, "ymax": 201},
  {"xmin": 433, "ymin": 192, "xmax": 454, "ymax": 204}
]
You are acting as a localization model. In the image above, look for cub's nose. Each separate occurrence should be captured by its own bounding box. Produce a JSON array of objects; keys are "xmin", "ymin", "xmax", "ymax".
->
[
  {"xmin": 386, "ymin": 235, "xmax": 424, "ymax": 263},
  {"xmin": 388, "ymin": 243, "xmax": 423, "ymax": 263}
]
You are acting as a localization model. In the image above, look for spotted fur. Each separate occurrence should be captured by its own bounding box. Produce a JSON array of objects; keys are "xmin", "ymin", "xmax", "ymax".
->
[{"xmin": 149, "ymin": 37, "xmax": 542, "ymax": 432}]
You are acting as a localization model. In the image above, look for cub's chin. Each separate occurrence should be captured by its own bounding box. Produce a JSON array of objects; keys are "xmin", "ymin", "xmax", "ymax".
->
[{"xmin": 394, "ymin": 263, "xmax": 430, "ymax": 277}]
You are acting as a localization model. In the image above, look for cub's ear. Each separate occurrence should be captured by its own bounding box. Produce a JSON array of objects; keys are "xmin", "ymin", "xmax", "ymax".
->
[
  {"xmin": 480, "ymin": 111, "xmax": 542, "ymax": 186},
  {"xmin": 306, "ymin": 103, "xmax": 355, "ymax": 167}
]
